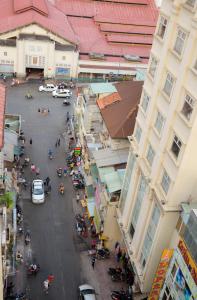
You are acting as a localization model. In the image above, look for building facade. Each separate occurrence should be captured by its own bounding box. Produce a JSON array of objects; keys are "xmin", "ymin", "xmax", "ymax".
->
[{"xmin": 117, "ymin": 0, "xmax": 197, "ymax": 294}]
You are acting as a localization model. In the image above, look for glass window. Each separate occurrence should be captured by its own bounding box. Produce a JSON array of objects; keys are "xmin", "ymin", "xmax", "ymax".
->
[
  {"xmin": 4, "ymin": 52, "xmax": 7, "ymax": 56},
  {"xmin": 181, "ymin": 93, "xmax": 195, "ymax": 121},
  {"xmin": 62, "ymin": 56, "xmax": 66, "ymax": 60},
  {"xmin": 171, "ymin": 135, "xmax": 182, "ymax": 158},
  {"xmin": 135, "ymin": 124, "xmax": 142, "ymax": 143},
  {"xmin": 146, "ymin": 144, "xmax": 155, "ymax": 166},
  {"xmin": 140, "ymin": 203, "xmax": 160, "ymax": 268},
  {"xmin": 141, "ymin": 91, "xmax": 150, "ymax": 113},
  {"xmin": 130, "ymin": 176, "xmax": 147, "ymax": 238},
  {"xmin": 154, "ymin": 111, "xmax": 165, "ymax": 134},
  {"xmin": 148, "ymin": 56, "xmax": 158, "ymax": 78},
  {"xmin": 163, "ymin": 72, "xmax": 175, "ymax": 97},
  {"xmin": 157, "ymin": 15, "xmax": 168, "ymax": 39},
  {"xmin": 174, "ymin": 28, "xmax": 187, "ymax": 55},
  {"xmin": 161, "ymin": 169, "xmax": 171, "ymax": 194}
]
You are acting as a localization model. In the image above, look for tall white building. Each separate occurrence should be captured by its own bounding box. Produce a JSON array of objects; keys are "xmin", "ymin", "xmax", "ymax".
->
[{"xmin": 117, "ymin": 0, "xmax": 197, "ymax": 294}]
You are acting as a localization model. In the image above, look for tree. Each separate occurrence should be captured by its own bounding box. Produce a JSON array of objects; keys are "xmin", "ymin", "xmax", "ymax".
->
[{"xmin": 0, "ymin": 192, "xmax": 14, "ymax": 208}]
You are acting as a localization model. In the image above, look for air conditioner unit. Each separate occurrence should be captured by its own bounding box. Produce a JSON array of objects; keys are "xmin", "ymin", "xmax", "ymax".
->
[
  {"xmin": 89, "ymin": 52, "xmax": 105, "ymax": 60},
  {"xmin": 124, "ymin": 55, "xmax": 141, "ymax": 62}
]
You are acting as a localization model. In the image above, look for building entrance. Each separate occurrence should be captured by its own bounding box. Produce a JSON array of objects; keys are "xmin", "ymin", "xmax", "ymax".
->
[{"xmin": 26, "ymin": 68, "xmax": 44, "ymax": 79}]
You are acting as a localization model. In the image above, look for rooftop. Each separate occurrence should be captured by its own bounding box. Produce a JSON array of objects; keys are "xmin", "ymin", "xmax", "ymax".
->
[{"xmin": 98, "ymin": 80, "xmax": 143, "ymax": 138}]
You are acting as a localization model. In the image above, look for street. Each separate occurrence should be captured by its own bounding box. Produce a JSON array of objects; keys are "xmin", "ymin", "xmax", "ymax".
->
[{"xmin": 6, "ymin": 83, "xmax": 81, "ymax": 299}]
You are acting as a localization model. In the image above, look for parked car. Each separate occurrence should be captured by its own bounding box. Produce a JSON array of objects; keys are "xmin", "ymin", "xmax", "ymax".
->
[
  {"xmin": 52, "ymin": 89, "xmax": 72, "ymax": 98},
  {"xmin": 32, "ymin": 180, "xmax": 45, "ymax": 204},
  {"xmin": 78, "ymin": 284, "xmax": 96, "ymax": 300},
  {"xmin": 38, "ymin": 84, "xmax": 57, "ymax": 92}
]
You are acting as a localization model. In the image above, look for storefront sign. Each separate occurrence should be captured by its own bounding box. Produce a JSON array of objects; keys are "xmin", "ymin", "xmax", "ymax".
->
[
  {"xmin": 148, "ymin": 249, "xmax": 174, "ymax": 300},
  {"xmin": 178, "ymin": 239, "xmax": 197, "ymax": 285},
  {"xmin": 74, "ymin": 147, "xmax": 82, "ymax": 156}
]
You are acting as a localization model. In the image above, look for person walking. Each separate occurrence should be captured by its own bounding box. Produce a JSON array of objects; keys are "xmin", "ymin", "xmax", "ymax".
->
[
  {"xmin": 45, "ymin": 176, "xmax": 50, "ymax": 186},
  {"xmin": 29, "ymin": 138, "xmax": 32, "ymax": 145},
  {"xmin": 57, "ymin": 138, "xmax": 60, "ymax": 146},
  {"xmin": 91, "ymin": 256, "xmax": 96, "ymax": 269}
]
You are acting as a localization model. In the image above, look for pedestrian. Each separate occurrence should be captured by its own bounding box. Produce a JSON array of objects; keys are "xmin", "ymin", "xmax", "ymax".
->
[
  {"xmin": 29, "ymin": 138, "xmax": 32, "ymax": 145},
  {"xmin": 43, "ymin": 279, "xmax": 49, "ymax": 294},
  {"xmin": 45, "ymin": 176, "xmax": 50, "ymax": 186},
  {"xmin": 38, "ymin": 108, "xmax": 40, "ymax": 113},
  {"xmin": 47, "ymin": 274, "xmax": 55, "ymax": 284},
  {"xmin": 57, "ymin": 138, "xmax": 60, "ymax": 146},
  {"xmin": 91, "ymin": 256, "xmax": 96, "ymax": 269},
  {"xmin": 31, "ymin": 164, "xmax": 36, "ymax": 172},
  {"xmin": 36, "ymin": 167, "xmax": 40, "ymax": 176}
]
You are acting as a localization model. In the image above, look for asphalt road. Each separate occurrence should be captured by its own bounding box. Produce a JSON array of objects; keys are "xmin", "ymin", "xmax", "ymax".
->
[{"xmin": 6, "ymin": 83, "xmax": 81, "ymax": 299}]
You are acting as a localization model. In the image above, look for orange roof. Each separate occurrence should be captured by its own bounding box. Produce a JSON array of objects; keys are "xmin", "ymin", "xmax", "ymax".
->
[
  {"xmin": 97, "ymin": 92, "xmax": 121, "ymax": 109},
  {"xmin": 0, "ymin": 84, "xmax": 6, "ymax": 149}
]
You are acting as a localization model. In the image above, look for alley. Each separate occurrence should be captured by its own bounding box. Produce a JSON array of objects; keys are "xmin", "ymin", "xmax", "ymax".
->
[{"xmin": 6, "ymin": 83, "xmax": 80, "ymax": 299}]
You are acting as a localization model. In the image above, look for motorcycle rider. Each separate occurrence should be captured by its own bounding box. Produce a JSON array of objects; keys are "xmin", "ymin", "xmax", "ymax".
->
[
  {"xmin": 59, "ymin": 183, "xmax": 64, "ymax": 194},
  {"xmin": 57, "ymin": 167, "xmax": 62, "ymax": 176},
  {"xmin": 48, "ymin": 149, "xmax": 53, "ymax": 158},
  {"xmin": 30, "ymin": 264, "xmax": 37, "ymax": 273}
]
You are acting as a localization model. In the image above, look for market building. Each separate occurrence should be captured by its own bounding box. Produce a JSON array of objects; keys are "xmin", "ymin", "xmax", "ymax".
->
[
  {"xmin": 0, "ymin": 0, "xmax": 158, "ymax": 79},
  {"xmin": 117, "ymin": 0, "xmax": 197, "ymax": 295}
]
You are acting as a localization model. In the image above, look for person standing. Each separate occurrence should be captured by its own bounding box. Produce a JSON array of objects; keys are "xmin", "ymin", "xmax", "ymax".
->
[
  {"xmin": 91, "ymin": 256, "xmax": 96, "ymax": 269},
  {"xmin": 29, "ymin": 138, "xmax": 32, "ymax": 145}
]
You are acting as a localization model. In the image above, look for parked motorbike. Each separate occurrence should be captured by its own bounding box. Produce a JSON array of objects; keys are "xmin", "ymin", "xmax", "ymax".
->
[
  {"xmin": 27, "ymin": 264, "xmax": 40, "ymax": 275},
  {"xmin": 6, "ymin": 292, "xmax": 27, "ymax": 299},
  {"xmin": 59, "ymin": 184, "xmax": 65, "ymax": 195},
  {"xmin": 25, "ymin": 93, "xmax": 33, "ymax": 99},
  {"xmin": 25, "ymin": 230, "xmax": 31, "ymax": 245},
  {"xmin": 63, "ymin": 100, "xmax": 71, "ymax": 106},
  {"xmin": 111, "ymin": 289, "xmax": 133, "ymax": 300},
  {"xmin": 22, "ymin": 157, "xmax": 30, "ymax": 168},
  {"xmin": 111, "ymin": 272, "xmax": 126, "ymax": 282},
  {"xmin": 73, "ymin": 180, "xmax": 85, "ymax": 190},
  {"xmin": 108, "ymin": 267, "xmax": 122, "ymax": 276},
  {"xmin": 57, "ymin": 168, "xmax": 63, "ymax": 177}
]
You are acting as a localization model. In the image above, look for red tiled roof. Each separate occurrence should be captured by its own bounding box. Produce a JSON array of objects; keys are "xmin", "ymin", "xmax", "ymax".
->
[
  {"xmin": 99, "ymin": 81, "xmax": 143, "ymax": 138},
  {"xmin": 99, "ymin": 23, "xmax": 155, "ymax": 35},
  {"xmin": 97, "ymin": 92, "xmax": 121, "ymax": 109},
  {"xmin": 0, "ymin": 0, "xmax": 78, "ymax": 45},
  {"xmin": 79, "ymin": 55, "xmax": 149, "ymax": 64},
  {"xmin": 0, "ymin": 84, "xmax": 6, "ymax": 149},
  {"xmin": 106, "ymin": 34, "xmax": 153, "ymax": 45},
  {"xmin": 14, "ymin": 0, "xmax": 48, "ymax": 16},
  {"xmin": 104, "ymin": 0, "xmax": 148, "ymax": 4}
]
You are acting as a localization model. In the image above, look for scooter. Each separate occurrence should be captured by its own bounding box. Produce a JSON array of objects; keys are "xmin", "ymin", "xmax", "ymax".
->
[
  {"xmin": 111, "ymin": 272, "xmax": 126, "ymax": 282},
  {"xmin": 27, "ymin": 264, "xmax": 40, "ymax": 275},
  {"xmin": 25, "ymin": 94, "xmax": 33, "ymax": 99},
  {"xmin": 97, "ymin": 248, "xmax": 110, "ymax": 259},
  {"xmin": 108, "ymin": 267, "xmax": 122, "ymax": 276},
  {"xmin": 111, "ymin": 289, "xmax": 133, "ymax": 300},
  {"xmin": 59, "ymin": 186, "xmax": 65, "ymax": 195},
  {"xmin": 57, "ymin": 168, "xmax": 63, "ymax": 177},
  {"xmin": 63, "ymin": 100, "xmax": 71, "ymax": 106}
]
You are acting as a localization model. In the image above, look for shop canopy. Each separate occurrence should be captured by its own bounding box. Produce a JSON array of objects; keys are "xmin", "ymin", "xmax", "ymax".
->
[
  {"xmin": 87, "ymin": 201, "xmax": 95, "ymax": 218},
  {"xmin": 92, "ymin": 148, "xmax": 129, "ymax": 168},
  {"xmin": 86, "ymin": 184, "xmax": 95, "ymax": 199},
  {"xmin": 104, "ymin": 169, "xmax": 125, "ymax": 193}
]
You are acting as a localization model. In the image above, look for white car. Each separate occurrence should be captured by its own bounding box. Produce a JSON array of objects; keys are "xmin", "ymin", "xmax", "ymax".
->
[
  {"xmin": 38, "ymin": 84, "xmax": 57, "ymax": 92},
  {"xmin": 32, "ymin": 180, "xmax": 45, "ymax": 204},
  {"xmin": 52, "ymin": 89, "xmax": 72, "ymax": 98},
  {"xmin": 78, "ymin": 284, "xmax": 96, "ymax": 300}
]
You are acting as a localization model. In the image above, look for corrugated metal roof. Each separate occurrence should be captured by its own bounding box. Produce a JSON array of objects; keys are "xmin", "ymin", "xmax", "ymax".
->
[
  {"xmin": 100, "ymin": 23, "xmax": 155, "ymax": 35},
  {"xmin": 90, "ymin": 83, "xmax": 117, "ymax": 94},
  {"xmin": 107, "ymin": 34, "xmax": 153, "ymax": 45},
  {"xmin": 93, "ymin": 148, "xmax": 129, "ymax": 167},
  {"xmin": 104, "ymin": 169, "xmax": 125, "ymax": 193},
  {"xmin": 97, "ymin": 93, "xmax": 121, "ymax": 109}
]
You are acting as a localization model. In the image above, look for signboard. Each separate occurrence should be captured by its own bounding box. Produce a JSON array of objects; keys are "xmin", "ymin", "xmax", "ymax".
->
[
  {"xmin": 55, "ymin": 67, "xmax": 70, "ymax": 76},
  {"xmin": 148, "ymin": 249, "xmax": 174, "ymax": 300},
  {"xmin": 178, "ymin": 239, "xmax": 197, "ymax": 285},
  {"xmin": 74, "ymin": 147, "xmax": 82, "ymax": 156}
]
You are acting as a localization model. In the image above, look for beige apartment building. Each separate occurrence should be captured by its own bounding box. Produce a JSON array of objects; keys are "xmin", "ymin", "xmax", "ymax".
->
[{"xmin": 117, "ymin": 0, "xmax": 197, "ymax": 294}]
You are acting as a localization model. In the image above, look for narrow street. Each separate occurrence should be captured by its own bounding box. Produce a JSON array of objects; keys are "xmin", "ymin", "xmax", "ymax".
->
[{"xmin": 6, "ymin": 83, "xmax": 81, "ymax": 299}]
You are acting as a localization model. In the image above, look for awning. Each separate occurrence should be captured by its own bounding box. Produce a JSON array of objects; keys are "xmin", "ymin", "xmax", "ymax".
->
[
  {"xmin": 104, "ymin": 169, "xmax": 125, "ymax": 193},
  {"xmin": 98, "ymin": 166, "xmax": 114, "ymax": 183},
  {"xmin": 90, "ymin": 164, "xmax": 99, "ymax": 183},
  {"xmin": 92, "ymin": 148, "xmax": 129, "ymax": 167},
  {"xmin": 87, "ymin": 201, "xmax": 95, "ymax": 217},
  {"xmin": 94, "ymin": 206, "xmax": 101, "ymax": 233},
  {"xmin": 86, "ymin": 185, "xmax": 95, "ymax": 198}
]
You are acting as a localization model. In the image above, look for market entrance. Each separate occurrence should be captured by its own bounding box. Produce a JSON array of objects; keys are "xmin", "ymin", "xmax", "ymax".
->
[{"xmin": 26, "ymin": 68, "xmax": 44, "ymax": 79}]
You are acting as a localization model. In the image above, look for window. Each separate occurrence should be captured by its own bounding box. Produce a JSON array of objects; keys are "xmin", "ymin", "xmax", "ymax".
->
[
  {"xmin": 135, "ymin": 124, "xmax": 142, "ymax": 143},
  {"xmin": 62, "ymin": 56, "xmax": 66, "ymax": 60},
  {"xmin": 163, "ymin": 72, "xmax": 175, "ymax": 97},
  {"xmin": 171, "ymin": 135, "xmax": 182, "ymax": 158},
  {"xmin": 161, "ymin": 169, "xmax": 171, "ymax": 194},
  {"xmin": 181, "ymin": 94, "xmax": 195, "ymax": 121},
  {"xmin": 140, "ymin": 203, "xmax": 160, "ymax": 268},
  {"xmin": 146, "ymin": 144, "xmax": 155, "ymax": 166},
  {"xmin": 130, "ymin": 176, "xmax": 147, "ymax": 238},
  {"xmin": 148, "ymin": 56, "xmax": 158, "ymax": 78},
  {"xmin": 141, "ymin": 91, "xmax": 150, "ymax": 113},
  {"xmin": 186, "ymin": 0, "xmax": 196, "ymax": 8},
  {"xmin": 154, "ymin": 111, "xmax": 165, "ymax": 134},
  {"xmin": 157, "ymin": 15, "xmax": 168, "ymax": 39},
  {"xmin": 173, "ymin": 28, "xmax": 187, "ymax": 55},
  {"xmin": 4, "ymin": 52, "xmax": 7, "ymax": 56}
]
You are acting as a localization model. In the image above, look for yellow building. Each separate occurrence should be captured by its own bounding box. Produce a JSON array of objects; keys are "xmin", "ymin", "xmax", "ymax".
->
[{"xmin": 117, "ymin": 0, "xmax": 197, "ymax": 294}]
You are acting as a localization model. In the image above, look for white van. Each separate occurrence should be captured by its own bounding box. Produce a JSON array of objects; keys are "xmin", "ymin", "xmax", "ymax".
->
[{"xmin": 32, "ymin": 180, "xmax": 45, "ymax": 204}]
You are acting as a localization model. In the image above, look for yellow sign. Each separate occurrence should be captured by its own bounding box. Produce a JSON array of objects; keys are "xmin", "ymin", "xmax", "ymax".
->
[
  {"xmin": 148, "ymin": 249, "xmax": 174, "ymax": 300},
  {"xmin": 178, "ymin": 239, "xmax": 197, "ymax": 285}
]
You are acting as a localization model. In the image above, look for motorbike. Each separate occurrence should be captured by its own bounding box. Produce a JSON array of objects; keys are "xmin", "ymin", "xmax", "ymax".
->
[
  {"xmin": 57, "ymin": 168, "xmax": 63, "ymax": 177},
  {"xmin": 63, "ymin": 100, "xmax": 71, "ymax": 106},
  {"xmin": 111, "ymin": 289, "xmax": 133, "ymax": 300},
  {"xmin": 108, "ymin": 267, "xmax": 122, "ymax": 276},
  {"xmin": 27, "ymin": 264, "xmax": 40, "ymax": 275},
  {"xmin": 17, "ymin": 227, "xmax": 23, "ymax": 235},
  {"xmin": 6, "ymin": 292, "xmax": 27, "ymax": 299},
  {"xmin": 22, "ymin": 157, "xmax": 30, "ymax": 168},
  {"xmin": 59, "ymin": 185, "xmax": 65, "ymax": 195},
  {"xmin": 111, "ymin": 272, "xmax": 126, "ymax": 282},
  {"xmin": 97, "ymin": 248, "xmax": 110, "ymax": 259},
  {"xmin": 48, "ymin": 152, "xmax": 53, "ymax": 160},
  {"xmin": 25, "ymin": 230, "xmax": 31, "ymax": 245},
  {"xmin": 25, "ymin": 93, "xmax": 33, "ymax": 99}
]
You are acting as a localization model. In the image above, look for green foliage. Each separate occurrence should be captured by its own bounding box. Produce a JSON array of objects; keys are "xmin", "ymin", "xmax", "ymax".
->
[{"xmin": 0, "ymin": 192, "xmax": 14, "ymax": 208}]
